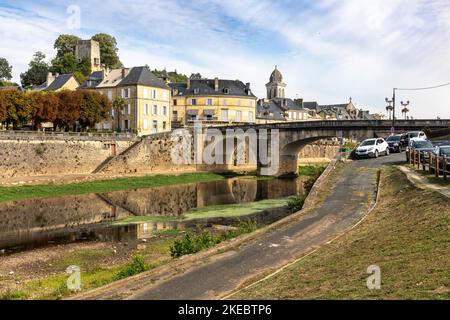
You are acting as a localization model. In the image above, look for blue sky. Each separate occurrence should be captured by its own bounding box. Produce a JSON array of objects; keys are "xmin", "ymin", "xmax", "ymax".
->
[{"xmin": 1, "ymin": 0, "xmax": 450, "ymax": 118}]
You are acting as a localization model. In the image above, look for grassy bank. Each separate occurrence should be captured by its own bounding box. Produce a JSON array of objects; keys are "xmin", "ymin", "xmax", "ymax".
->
[
  {"xmin": 0, "ymin": 172, "xmax": 230, "ymax": 204},
  {"xmin": 232, "ymin": 167, "xmax": 450, "ymax": 300}
]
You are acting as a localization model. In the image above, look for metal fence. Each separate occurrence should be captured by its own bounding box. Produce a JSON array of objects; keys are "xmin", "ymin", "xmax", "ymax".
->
[{"xmin": 409, "ymin": 149, "xmax": 449, "ymax": 180}]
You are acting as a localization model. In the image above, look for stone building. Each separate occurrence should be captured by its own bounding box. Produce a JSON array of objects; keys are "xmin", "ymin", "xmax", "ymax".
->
[
  {"xmin": 80, "ymin": 66, "xmax": 171, "ymax": 135},
  {"xmin": 169, "ymin": 77, "xmax": 257, "ymax": 127},
  {"xmin": 75, "ymin": 39, "xmax": 102, "ymax": 72},
  {"xmin": 257, "ymin": 67, "xmax": 377, "ymax": 123}
]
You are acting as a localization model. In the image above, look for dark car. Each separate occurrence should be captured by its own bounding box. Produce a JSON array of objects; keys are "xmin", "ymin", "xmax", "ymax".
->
[
  {"xmin": 386, "ymin": 135, "xmax": 403, "ymax": 153},
  {"xmin": 406, "ymin": 140, "xmax": 434, "ymax": 163},
  {"xmin": 431, "ymin": 145, "xmax": 450, "ymax": 173}
]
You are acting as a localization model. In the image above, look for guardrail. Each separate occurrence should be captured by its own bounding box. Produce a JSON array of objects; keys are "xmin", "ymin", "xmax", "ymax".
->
[
  {"xmin": 409, "ymin": 149, "xmax": 449, "ymax": 180},
  {"xmin": 0, "ymin": 130, "xmax": 138, "ymax": 141}
]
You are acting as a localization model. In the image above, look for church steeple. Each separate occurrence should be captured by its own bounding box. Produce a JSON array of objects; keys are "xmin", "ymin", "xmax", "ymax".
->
[{"xmin": 266, "ymin": 66, "xmax": 286, "ymax": 100}]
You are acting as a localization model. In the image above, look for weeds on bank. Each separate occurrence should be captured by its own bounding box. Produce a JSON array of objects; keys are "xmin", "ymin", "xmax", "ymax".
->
[{"xmin": 170, "ymin": 222, "xmax": 258, "ymax": 258}]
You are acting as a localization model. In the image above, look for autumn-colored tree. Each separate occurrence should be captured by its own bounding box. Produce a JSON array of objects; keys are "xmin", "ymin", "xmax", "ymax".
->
[
  {"xmin": 78, "ymin": 90, "xmax": 111, "ymax": 129},
  {"xmin": 30, "ymin": 91, "xmax": 60, "ymax": 129},
  {"xmin": 56, "ymin": 90, "xmax": 82, "ymax": 130},
  {"xmin": 0, "ymin": 91, "xmax": 8, "ymax": 123},
  {"xmin": 0, "ymin": 89, "xmax": 34, "ymax": 128}
]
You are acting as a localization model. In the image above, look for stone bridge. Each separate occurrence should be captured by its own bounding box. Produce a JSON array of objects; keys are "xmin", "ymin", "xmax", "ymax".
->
[{"xmin": 207, "ymin": 119, "xmax": 450, "ymax": 177}]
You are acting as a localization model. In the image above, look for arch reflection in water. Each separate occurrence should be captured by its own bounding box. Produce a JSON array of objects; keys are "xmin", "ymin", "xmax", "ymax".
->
[{"xmin": 0, "ymin": 176, "xmax": 307, "ymax": 253}]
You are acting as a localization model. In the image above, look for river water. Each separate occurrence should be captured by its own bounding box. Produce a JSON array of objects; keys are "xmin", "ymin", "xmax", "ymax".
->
[{"xmin": 0, "ymin": 177, "xmax": 308, "ymax": 254}]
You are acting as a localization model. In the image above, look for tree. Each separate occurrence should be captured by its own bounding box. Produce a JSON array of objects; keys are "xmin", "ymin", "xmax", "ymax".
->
[
  {"xmin": 0, "ymin": 57, "xmax": 13, "ymax": 82},
  {"xmin": 92, "ymin": 33, "xmax": 122, "ymax": 69},
  {"xmin": 78, "ymin": 90, "xmax": 111, "ymax": 129},
  {"xmin": 0, "ymin": 91, "xmax": 7, "ymax": 123},
  {"xmin": 30, "ymin": 91, "xmax": 60, "ymax": 129},
  {"xmin": 54, "ymin": 34, "xmax": 81, "ymax": 58},
  {"xmin": 112, "ymin": 96, "xmax": 125, "ymax": 132},
  {"xmin": 152, "ymin": 69, "xmax": 189, "ymax": 83},
  {"xmin": 20, "ymin": 52, "xmax": 49, "ymax": 88},
  {"xmin": 0, "ymin": 89, "xmax": 33, "ymax": 129},
  {"xmin": 50, "ymin": 53, "xmax": 91, "ymax": 83},
  {"xmin": 190, "ymin": 73, "xmax": 203, "ymax": 80},
  {"xmin": 56, "ymin": 90, "xmax": 82, "ymax": 130}
]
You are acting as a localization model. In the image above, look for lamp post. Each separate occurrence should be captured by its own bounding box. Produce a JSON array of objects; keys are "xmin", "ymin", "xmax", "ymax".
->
[
  {"xmin": 385, "ymin": 98, "xmax": 393, "ymax": 120},
  {"xmin": 386, "ymin": 88, "xmax": 396, "ymax": 134},
  {"xmin": 401, "ymin": 100, "xmax": 410, "ymax": 120}
]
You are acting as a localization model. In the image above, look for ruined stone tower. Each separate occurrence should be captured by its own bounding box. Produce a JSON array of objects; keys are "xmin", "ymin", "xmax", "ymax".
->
[{"xmin": 75, "ymin": 39, "xmax": 102, "ymax": 72}]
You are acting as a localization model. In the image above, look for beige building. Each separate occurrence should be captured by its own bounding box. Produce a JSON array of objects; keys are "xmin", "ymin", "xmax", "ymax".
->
[
  {"xmin": 75, "ymin": 39, "xmax": 102, "ymax": 72},
  {"xmin": 169, "ymin": 78, "xmax": 257, "ymax": 127},
  {"xmin": 33, "ymin": 73, "xmax": 80, "ymax": 92},
  {"xmin": 80, "ymin": 66, "xmax": 171, "ymax": 135}
]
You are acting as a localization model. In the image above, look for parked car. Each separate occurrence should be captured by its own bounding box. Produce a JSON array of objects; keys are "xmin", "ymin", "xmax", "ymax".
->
[
  {"xmin": 386, "ymin": 135, "xmax": 404, "ymax": 153},
  {"xmin": 405, "ymin": 140, "xmax": 434, "ymax": 163},
  {"xmin": 431, "ymin": 145, "xmax": 450, "ymax": 173},
  {"xmin": 355, "ymin": 138, "xmax": 389, "ymax": 159},
  {"xmin": 400, "ymin": 131, "xmax": 427, "ymax": 148}
]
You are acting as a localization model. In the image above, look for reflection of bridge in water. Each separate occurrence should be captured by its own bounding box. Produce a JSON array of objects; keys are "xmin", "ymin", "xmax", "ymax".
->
[{"xmin": 0, "ymin": 177, "xmax": 305, "ymax": 252}]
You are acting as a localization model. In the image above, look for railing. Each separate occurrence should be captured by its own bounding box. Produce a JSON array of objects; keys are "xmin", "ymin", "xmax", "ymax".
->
[
  {"xmin": 409, "ymin": 149, "xmax": 449, "ymax": 180},
  {"xmin": 0, "ymin": 130, "xmax": 138, "ymax": 141}
]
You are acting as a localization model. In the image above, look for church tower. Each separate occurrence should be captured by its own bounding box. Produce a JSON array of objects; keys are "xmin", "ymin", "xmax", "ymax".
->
[{"xmin": 266, "ymin": 66, "xmax": 286, "ymax": 100}]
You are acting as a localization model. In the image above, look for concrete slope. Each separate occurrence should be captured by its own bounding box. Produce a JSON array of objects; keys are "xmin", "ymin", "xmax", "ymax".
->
[{"xmin": 129, "ymin": 154, "xmax": 401, "ymax": 300}]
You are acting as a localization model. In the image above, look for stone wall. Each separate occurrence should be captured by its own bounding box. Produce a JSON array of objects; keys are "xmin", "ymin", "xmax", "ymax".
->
[
  {"xmin": 299, "ymin": 141, "xmax": 340, "ymax": 160},
  {"xmin": 0, "ymin": 139, "xmax": 133, "ymax": 179}
]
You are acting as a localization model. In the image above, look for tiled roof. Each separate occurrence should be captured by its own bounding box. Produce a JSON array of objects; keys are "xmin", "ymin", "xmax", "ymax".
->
[
  {"xmin": 43, "ymin": 74, "xmax": 77, "ymax": 91},
  {"xmin": 169, "ymin": 79, "xmax": 256, "ymax": 98},
  {"xmin": 119, "ymin": 66, "xmax": 169, "ymax": 89}
]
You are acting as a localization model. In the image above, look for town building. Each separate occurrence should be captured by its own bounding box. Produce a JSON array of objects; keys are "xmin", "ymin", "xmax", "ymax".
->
[
  {"xmin": 80, "ymin": 66, "xmax": 171, "ymax": 135},
  {"xmin": 257, "ymin": 67, "xmax": 377, "ymax": 123},
  {"xmin": 33, "ymin": 73, "xmax": 80, "ymax": 92},
  {"xmin": 169, "ymin": 77, "xmax": 257, "ymax": 127}
]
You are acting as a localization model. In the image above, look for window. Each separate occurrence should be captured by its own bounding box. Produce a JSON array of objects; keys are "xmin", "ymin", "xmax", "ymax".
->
[
  {"xmin": 122, "ymin": 88, "xmax": 130, "ymax": 98},
  {"xmin": 194, "ymin": 88, "xmax": 200, "ymax": 94},
  {"xmin": 124, "ymin": 120, "xmax": 129, "ymax": 130},
  {"xmin": 110, "ymin": 109, "xmax": 114, "ymax": 117},
  {"xmin": 163, "ymin": 121, "xmax": 167, "ymax": 130},
  {"xmin": 248, "ymin": 111, "xmax": 254, "ymax": 121},
  {"xmin": 221, "ymin": 109, "xmax": 229, "ymax": 121},
  {"xmin": 173, "ymin": 99, "xmax": 177, "ymax": 106},
  {"xmin": 144, "ymin": 104, "xmax": 150, "ymax": 115},
  {"xmin": 143, "ymin": 119, "xmax": 148, "ymax": 130},
  {"xmin": 236, "ymin": 110, "xmax": 242, "ymax": 122},
  {"xmin": 206, "ymin": 98, "xmax": 213, "ymax": 106},
  {"xmin": 152, "ymin": 120, "xmax": 158, "ymax": 134},
  {"xmin": 107, "ymin": 90, "xmax": 113, "ymax": 101},
  {"xmin": 173, "ymin": 111, "xmax": 178, "ymax": 121},
  {"xmin": 143, "ymin": 88, "xmax": 148, "ymax": 99},
  {"xmin": 153, "ymin": 105, "xmax": 158, "ymax": 115},
  {"xmin": 152, "ymin": 90, "xmax": 157, "ymax": 99},
  {"xmin": 223, "ymin": 99, "xmax": 228, "ymax": 106},
  {"xmin": 191, "ymin": 99, "xmax": 197, "ymax": 106},
  {"xmin": 237, "ymin": 100, "xmax": 241, "ymax": 106},
  {"xmin": 162, "ymin": 91, "xmax": 167, "ymax": 100},
  {"xmin": 127, "ymin": 104, "xmax": 131, "ymax": 115},
  {"xmin": 163, "ymin": 106, "xmax": 167, "ymax": 116},
  {"xmin": 223, "ymin": 88, "xmax": 230, "ymax": 94}
]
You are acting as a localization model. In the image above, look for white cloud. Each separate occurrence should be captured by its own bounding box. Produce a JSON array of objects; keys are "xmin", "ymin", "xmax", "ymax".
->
[{"xmin": 1, "ymin": 0, "xmax": 449, "ymax": 118}]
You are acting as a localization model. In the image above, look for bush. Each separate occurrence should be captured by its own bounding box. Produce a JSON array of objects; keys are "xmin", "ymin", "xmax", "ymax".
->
[
  {"xmin": 287, "ymin": 194, "xmax": 307, "ymax": 213},
  {"xmin": 113, "ymin": 255, "xmax": 150, "ymax": 281},
  {"xmin": 170, "ymin": 222, "xmax": 258, "ymax": 258}
]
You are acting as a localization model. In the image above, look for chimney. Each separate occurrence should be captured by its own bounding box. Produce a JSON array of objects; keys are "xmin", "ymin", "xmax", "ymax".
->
[
  {"xmin": 245, "ymin": 82, "xmax": 250, "ymax": 94},
  {"xmin": 46, "ymin": 72, "xmax": 55, "ymax": 86},
  {"xmin": 214, "ymin": 77, "xmax": 219, "ymax": 91},
  {"xmin": 187, "ymin": 77, "xmax": 191, "ymax": 90},
  {"xmin": 121, "ymin": 68, "xmax": 126, "ymax": 79}
]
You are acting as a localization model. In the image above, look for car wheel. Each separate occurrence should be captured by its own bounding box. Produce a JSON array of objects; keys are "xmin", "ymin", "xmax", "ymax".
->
[{"xmin": 374, "ymin": 150, "xmax": 379, "ymax": 158}]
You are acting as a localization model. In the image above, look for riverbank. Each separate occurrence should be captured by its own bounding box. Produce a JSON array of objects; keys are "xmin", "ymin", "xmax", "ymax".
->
[
  {"xmin": 0, "ymin": 172, "xmax": 231, "ymax": 204},
  {"xmin": 0, "ymin": 165, "xmax": 326, "ymax": 300},
  {"xmin": 231, "ymin": 167, "xmax": 450, "ymax": 300}
]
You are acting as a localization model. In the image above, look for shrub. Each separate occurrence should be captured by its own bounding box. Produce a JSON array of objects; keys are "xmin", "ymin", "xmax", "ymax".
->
[
  {"xmin": 287, "ymin": 194, "xmax": 307, "ymax": 213},
  {"xmin": 113, "ymin": 255, "xmax": 150, "ymax": 281},
  {"xmin": 170, "ymin": 222, "xmax": 258, "ymax": 258}
]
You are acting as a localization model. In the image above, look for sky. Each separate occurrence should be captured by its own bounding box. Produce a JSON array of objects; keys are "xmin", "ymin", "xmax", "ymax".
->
[{"xmin": 1, "ymin": 0, "xmax": 450, "ymax": 119}]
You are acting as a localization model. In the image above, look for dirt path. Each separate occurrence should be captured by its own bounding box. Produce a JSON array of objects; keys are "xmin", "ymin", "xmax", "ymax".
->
[
  {"xmin": 120, "ymin": 154, "xmax": 400, "ymax": 300},
  {"xmin": 398, "ymin": 166, "xmax": 450, "ymax": 198}
]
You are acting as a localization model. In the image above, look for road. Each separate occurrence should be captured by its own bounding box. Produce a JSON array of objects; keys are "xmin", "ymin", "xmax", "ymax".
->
[{"xmin": 130, "ymin": 153, "xmax": 404, "ymax": 300}]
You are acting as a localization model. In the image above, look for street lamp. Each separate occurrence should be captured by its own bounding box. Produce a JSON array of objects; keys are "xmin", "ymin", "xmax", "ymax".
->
[
  {"xmin": 385, "ymin": 97, "xmax": 394, "ymax": 120},
  {"xmin": 401, "ymin": 101, "xmax": 410, "ymax": 120}
]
